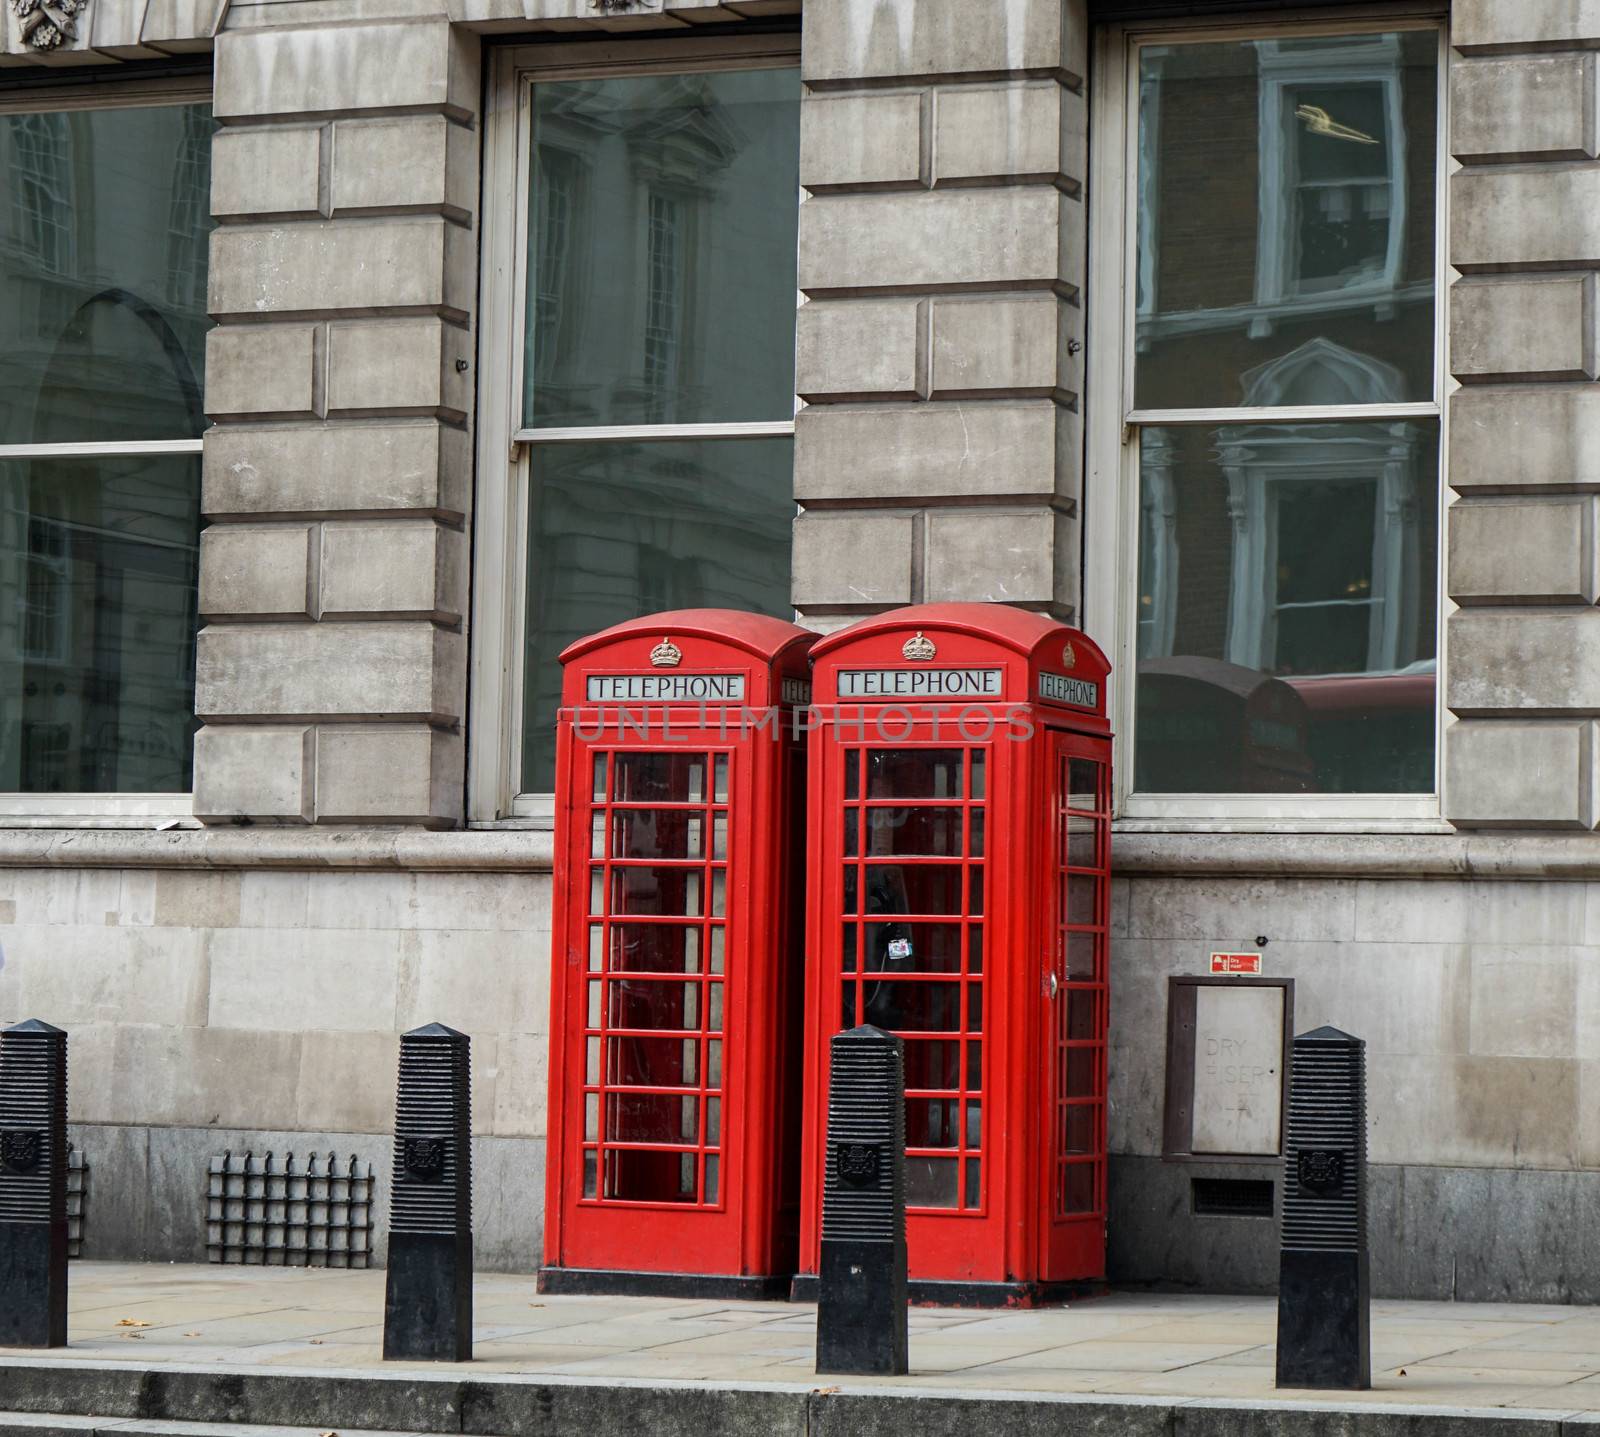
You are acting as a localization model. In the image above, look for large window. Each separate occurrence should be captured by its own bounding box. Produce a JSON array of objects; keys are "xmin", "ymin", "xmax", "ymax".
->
[
  {"xmin": 1089, "ymin": 20, "xmax": 1443, "ymax": 821},
  {"xmin": 0, "ymin": 90, "xmax": 212, "ymax": 814},
  {"xmin": 473, "ymin": 38, "xmax": 801, "ymax": 816}
]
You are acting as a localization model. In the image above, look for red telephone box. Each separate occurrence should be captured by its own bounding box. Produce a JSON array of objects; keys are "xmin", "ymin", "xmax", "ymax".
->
[
  {"xmin": 541, "ymin": 609, "xmax": 814, "ymax": 1297},
  {"xmin": 798, "ymin": 603, "xmax": 1112, "ymax": 1304}
]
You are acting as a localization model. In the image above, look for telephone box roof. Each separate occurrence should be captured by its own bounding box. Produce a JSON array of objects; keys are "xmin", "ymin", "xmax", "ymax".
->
[
  {"xmin": 559, "ymin": 609, "xmax": 815, "ymax": 666},
  {"xmin": 811, "ymin": 603, "xmax": 1101, "ymax": 664}
]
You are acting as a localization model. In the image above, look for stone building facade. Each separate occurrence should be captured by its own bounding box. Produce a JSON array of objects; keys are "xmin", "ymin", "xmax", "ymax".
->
[{"xmin": 1, "ymin": 0, "xmax": 1598, "ymax": 1298}]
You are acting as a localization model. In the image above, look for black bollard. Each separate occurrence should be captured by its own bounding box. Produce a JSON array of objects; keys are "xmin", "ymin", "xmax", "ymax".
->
[
  {"xmin": 383, "ymin": 1023, "xmax": 472, "ymax": 1362},
  {"xmin": 0, "ymin": 1019, "xmax": 69, "ymax": 1347},
  {"xmin": 816, "ymin": 1024, "xmax": 908, "ymax": 1376},
  {"xmin": 1276, "ymin": 1025, "xmax": 1369, "ymax": 1390}
]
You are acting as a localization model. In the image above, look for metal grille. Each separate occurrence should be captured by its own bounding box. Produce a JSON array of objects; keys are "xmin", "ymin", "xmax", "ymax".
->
[
  {"xmin": 206, "ymin": 1151, "xmax": 374, "ymax": 1267},
  {"xmin": 821, "ymin": 1028, "xmax": 906, "ymax": 1244},
  {"xmin": 582, "ymin": 749, "xmax": 731, "ymax": 1208},
  {"xmin": 838, "ymin": 746, "xmax": 985, "ymax": 1214},
  {"xmin": 1192, "ymin": 1177, "xmax": 1274, "ymax": 1218},
  {"xmin": 389, "ymin": 1025, "xmax": 471, "ymax": 1236},
  {"xmin": 1281, "ymin": 1030, "xmax": 1366, "ymax": 1253},
  {"xmin": 0, "ymin": 1019, "xmax": 67, "ymax": 1224}
]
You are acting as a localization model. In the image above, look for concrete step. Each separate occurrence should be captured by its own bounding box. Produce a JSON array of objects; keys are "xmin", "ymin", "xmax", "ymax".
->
[
  {"xmin": 0, "ymin": 1363, "xmax": 1587, "ymax": 1437},
  {"xmin": 0, "ymin": 1417, "xmax": 444, "ymax": 1437}
]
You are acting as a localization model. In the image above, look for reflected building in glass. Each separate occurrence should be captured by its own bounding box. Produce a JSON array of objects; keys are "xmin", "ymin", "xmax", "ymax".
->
[
  {"xmin": 0, "ymin": 104, "xmax": 212, "ymax": 793},
  {"xmin": 1131, "ymin": 31, "xmax": 1439, "ymax": 795}
]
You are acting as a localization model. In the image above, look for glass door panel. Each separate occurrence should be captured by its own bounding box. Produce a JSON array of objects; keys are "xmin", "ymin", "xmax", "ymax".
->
[
  {"xmin": 1050, "ymin": 737, "xmax": 1110, "ymax": 1225},
  {"xmin": 582, "ymin": 748, "xmax": 729, "ymax": 1206},
  {"xmin": 839, "ymin": 745, "xmax": 986, "ymax": 1213}
]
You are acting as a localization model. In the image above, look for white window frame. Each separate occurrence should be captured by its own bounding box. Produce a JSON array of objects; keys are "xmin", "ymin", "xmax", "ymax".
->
[
  {"xmin": 0, "ymin": 74, "xmax": 210, "ymax": 828},
  {"xmin": 1083, "ymin": 9, "xmax": 1451, "ymax": 833},
  {"xmin": 470, "ymin": 34, "xmax": 801, "ymax": 828}
]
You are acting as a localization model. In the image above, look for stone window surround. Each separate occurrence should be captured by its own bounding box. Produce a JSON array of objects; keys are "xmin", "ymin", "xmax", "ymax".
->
[
  {"xmin": 0, "ymin": 69, "xmax": 212, "ymax": 830},
  {"xmin": 1081, "ymin": 6, "xmax": 1451, "ymax": 833},
  {"xmin": 466, "ymin": 31, "xmax": 803, "ymax": 830}
]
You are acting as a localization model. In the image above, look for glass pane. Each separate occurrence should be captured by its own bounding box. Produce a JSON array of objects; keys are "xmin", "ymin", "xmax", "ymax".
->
[
  {"xmin": 605, "ymin": 1147, "xmax": 698, "ymax": 1203},
  {"xmin": 524, "ymin": 68, "xmax": 800, "ymax": 428},
  {"xmin": 1067, "ymin": 990, "xmax": 1097, "ymax": 1041},
  {"xmin": 964, "ymin": 1158, "xmax": 981, "ymax": 1208},
  {"xmin": 606, "ymin": 1090, "xmax": 699, "ymax": 1144},
  {"xmin": 611, "ymin": 809, "xmax": 703, "ymax": 860},
  {"xmin": 1065, "ymin": 930, "xmax": 1098, "ymax": 980},
  {"xmin": 1066, "ymin": 1046, "xmax": 1096, "ymax": 1098},
  {"xmin": 606, "ymin": 1034, "xmax": 697, "ymax": 1087},
  {"xmin": 906, "ymin": 1098, "xmax": 958, "ymax": 1148},
  {"xmin": 864, "ymin": 921, "xmax": 963, "ymax": 973},
  {"xmin": 1067, "ymin": 759, "xmax": 1101, "ymax": 812},
  {"xmin": 861, "ymin": 980, "xmax": 963, "ymax": 1032},
  {"xmin": 0, "ymin": 455, "xmax": 199, "ymax": 792},
  {"xmin": 1134, "ymin": 31, "xmax": 1437, "ymax": 409},
  {"xmin": 608, "ymin": 978, "xmax": 699, "ymax": 1032},
  {"xmin": 903, "ymin": 1039, "xmax": 960, "ymax": 1091},
  {"xmin": 0, "ymin": 104, "xmax": 214, "ymax": 445},
  {"xmin": 863, "ymin": 806, "xmax": 966, "ymax": 856},
  {"xmin": 1064, "ymin": 1104, "xmax": 1095, "ymax": 1156},
  {"xmin": 582, "ymin": 1149, "xmax": 598, "ymax": 1198},
  {"xmin": 905, "ymin": 1155, "xmax": 959, "ymax": 1208},
  {"xmin": 1135, "ymin": 419, "xmax": 1438, "ymax": 793},
  {"xmin": 612, "ymin": 752, "xmax": 705, "ymax": 803},
  {"xmin": 591, "ymin": 752, "xmax": 608, "ymax": 801},
  {"xmin": 861, "ymin": 863, "xmax": 967, "ymax": 915},
  {"xmin": 609, "ymin": 866, "xmax": 702, "ymax": 916},
  {"xmin": 1060, "ymin": 1161, "xmax": 1096, "ymax": 1215},
  {"xmin": 606, "ymin": 923, "xmax": 700, "ymax": 973},
  {"xmin": 521, "ymin": 438, "xmax": 793, "ymax": 790},
  {"xmin": 865, "ymin": 749, "xmax": 963, "ymax": 799},
  {"xmin": 704, "ymin": 1154, "xmax": 719, "ymax": 1203},
  {"xmin": 1067, "ymin": 874, "xmax": 1098, "ymax": 926}
]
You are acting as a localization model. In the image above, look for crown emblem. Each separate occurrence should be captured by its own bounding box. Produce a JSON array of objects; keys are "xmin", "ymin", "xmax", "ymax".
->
[
  {"xmin": 650, "ymin": 637, "xmax": 682, "ymax": 668},
  {"xmin": 901, "ymin": 631, "xmax": 936, "ymax": 662},
  {"xmin": 1062, "ymin": 641, "xmax": 1077, "ymax": 670}
]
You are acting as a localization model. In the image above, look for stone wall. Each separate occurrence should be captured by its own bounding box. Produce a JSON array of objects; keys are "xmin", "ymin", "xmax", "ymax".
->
[
  {"xmin": 0, "ymin": 850, "xmax": 551, "ymax": 1269},
  {"xmin": 1447, "ymin": 1, "xmax": 1600, "ymax": 828},
  {"xmin": 793, "ymin": 0, "xmax": 1088, "ymax": 624}
]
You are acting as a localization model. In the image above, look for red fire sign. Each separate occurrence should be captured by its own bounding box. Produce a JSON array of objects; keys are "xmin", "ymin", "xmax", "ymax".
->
[{"xmin": 1210, "ymin": 952, "xmax": 1263, "ymax": 975}]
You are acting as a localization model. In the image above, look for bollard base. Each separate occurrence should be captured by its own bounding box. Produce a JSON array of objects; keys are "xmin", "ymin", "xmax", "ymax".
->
[
  {"xmin": 0, "ymin": 1220, "xmax": 68, "ymax": 1348},
  {"xmin": 383, "ymin": 1232, "xmax": 472, "ymax": 1363},
  {"xmin": 1276, "ymin": 1247, "xmax": 1370, "ymax": 1390},
  {"xmin": 816, "ymin": 1238, "xmax": 908, "ymax": 1376}
]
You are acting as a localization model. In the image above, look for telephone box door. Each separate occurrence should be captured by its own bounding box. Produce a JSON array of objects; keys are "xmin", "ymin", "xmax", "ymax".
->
[{"xmin": 1040, "ymin": 729, "xmax": 1111, "ymax": 1281}]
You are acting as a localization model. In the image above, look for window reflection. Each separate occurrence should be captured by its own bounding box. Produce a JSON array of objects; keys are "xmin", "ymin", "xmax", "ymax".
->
[
  {"xmin": 1135, "ymin": 31, "xmax": 1436, "ymax": 410},
  {"xmin": 0, "ymin": 104, "xmax": 214, "ymax": 445},
  {"xmin": 520, "ymin": 437, "xmax": 793, "ymax": 788},
  {"xmin": 0, "ymin": 456, "xmax": 200, "ymax": 793},
  {"xmin": 1135, "ymin": 419, "xmax": 1438, "ymax": 794},
  {"xmin": 523, "ymin": 69, "xmax": 801, "ymax": 429}
]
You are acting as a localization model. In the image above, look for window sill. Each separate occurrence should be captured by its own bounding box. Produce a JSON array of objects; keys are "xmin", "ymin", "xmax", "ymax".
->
[
  {"xmin": 0, "ymin": 826, "xmax": 557, "ymax": 871},
  {"xmin": 1113, "ymin": 828, "xmax": 1600, "ymax": 881}
]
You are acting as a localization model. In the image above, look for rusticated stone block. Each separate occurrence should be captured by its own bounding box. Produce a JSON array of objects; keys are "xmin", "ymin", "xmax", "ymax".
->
[
  {"xmin": 314, "ymin": 726, "xmax": 463, "ymax": 826},
  {"xmin": 792, "ymin": 512, "xmax": 917, "ymax": 609},
  {"xmin": 215, "ymin": 22, "xmax": 477, "ymax": 122},
  {"xmin": 1452, "ymin": 55, "xmax": 1595, "ymax": 162},
  {"xmin": 1449, "ymin": 497, "xmax": 1597, "ymax": 605},
  {"xmin": 923, "ymin": 506, "xmax": 1074, "ymax": 611},
  {"xmin": 318, "ymin": 520, "xmax": 464, "ymax": 624},
  {"xmin": 799, "ymin": 188, "xmax": 1081, "ymax": 297},
  {"xmin": 204, "ymin": 325, "xmax": 320, "ymax": 421},
  {"xmin": 1451, "ymin": 275, "xmax": 1595, "ymax": 382},
  {"xmin": 199, "ymin": 524, "xmax": 316, "ymax": 619},
  {"xmin": 211, "ymin": 127, "xmax": 323, "ymax": 220},
  {"xmin": 1445, "ymin": 720, "xmax": 1597, "ymax": 829},
  {"xmin": 800, "ymin": 92, "xmax": 922, "ymax": 192},
  {"xmin": 203, "ymin": 422, "xmax": 469, "ymax": 520},
  {"xmin": 192, "ymin": 725, "xmax": 315, "ymax": 824},
  {"xmin": 795, "ymin": 299, "xmax": 923, "ymax": 402}
]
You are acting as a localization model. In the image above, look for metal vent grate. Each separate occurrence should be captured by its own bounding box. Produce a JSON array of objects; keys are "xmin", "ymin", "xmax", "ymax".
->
[
  {"xmin": 206, "ymin": 1150, "xmax": 374, "ymax": 1267},
  {"xmin": 1192, "ymin": 1177, "xmax": 1274, "ymax": 1218}
]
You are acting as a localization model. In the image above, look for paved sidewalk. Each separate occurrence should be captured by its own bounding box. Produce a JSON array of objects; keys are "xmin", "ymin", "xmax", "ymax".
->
[{"xmin": 13, "ymin": 1262, "xmax": 1600, "ymax": 1416}]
